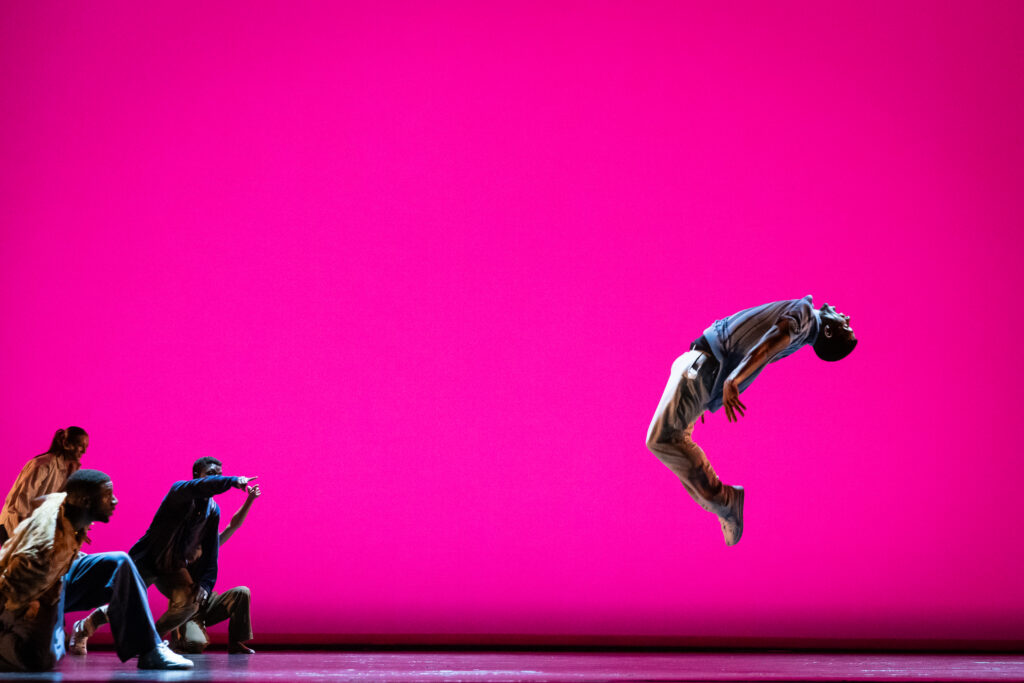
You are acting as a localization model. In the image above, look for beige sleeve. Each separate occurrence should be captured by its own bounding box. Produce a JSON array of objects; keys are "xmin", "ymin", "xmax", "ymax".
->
[
  {"xmin": 0, "ymin": 543, "xmax": 55, "ymax": 609},
  {"xmin": 0, "ymin": 460, "xmax": 46, "ymax": 535}
]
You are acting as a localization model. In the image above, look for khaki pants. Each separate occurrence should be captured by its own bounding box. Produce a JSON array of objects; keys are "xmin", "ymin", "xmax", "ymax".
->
[
  {"xmin": 171, "ymin": 586, "xmax": 252, "ymax": 653},
  {"xmin": 139, "ymin": 568, "xmax": 201, "ymax": 638},
  {"xmin": 646, "ymin": 351, "xmax": 732, "ymax": 515}
]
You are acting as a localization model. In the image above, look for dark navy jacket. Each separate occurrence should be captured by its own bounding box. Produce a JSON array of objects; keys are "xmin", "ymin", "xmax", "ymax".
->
[{"xmin": 129, "ymin": 475, "xmax": 239, "ymax": 593}]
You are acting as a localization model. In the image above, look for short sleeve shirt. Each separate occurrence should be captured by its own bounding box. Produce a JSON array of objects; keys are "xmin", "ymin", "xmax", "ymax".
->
[{"xmin": 701, "ymin": 295, "xmax": 820, "ymax": 412}]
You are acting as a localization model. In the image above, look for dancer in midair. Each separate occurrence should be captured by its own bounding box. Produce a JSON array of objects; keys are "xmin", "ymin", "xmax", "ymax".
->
[{"xmin": 646, "ymin": 296, "xmax": 857, "ymax": 545}]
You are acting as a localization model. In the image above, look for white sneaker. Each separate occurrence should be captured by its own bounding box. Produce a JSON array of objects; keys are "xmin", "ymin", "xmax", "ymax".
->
[
  {"xmin": 68, "ymin": 619, "xmax": 90, "ymax": 656},
  {"xmin": 718, "ymin": 485, "xmax": 744, "ymax": 546},
  {"xmin": 138, "ymin": 641, "xmax": 195, "ymax": 670}
]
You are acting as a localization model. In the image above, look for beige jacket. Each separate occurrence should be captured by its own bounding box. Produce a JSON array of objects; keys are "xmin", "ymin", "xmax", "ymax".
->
[
  {"xmin": 0, "ymin": 493, "xmax": 83, "ymax": 610},
  {"xmin": 1, "ymin": 455, "xmax": 79, "ymax": 537}
]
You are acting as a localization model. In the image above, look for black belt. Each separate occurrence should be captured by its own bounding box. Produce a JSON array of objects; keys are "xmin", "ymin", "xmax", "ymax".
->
[
  {"xmin": 690, "ymin": 334, "xmax": 712, "ymax": 355},
  {"xmin": 689, "ymin": 335, "xmax": 721, "ymax": 389}
]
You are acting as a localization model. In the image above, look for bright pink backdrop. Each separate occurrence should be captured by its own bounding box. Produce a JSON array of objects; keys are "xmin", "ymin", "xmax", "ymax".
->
[{"xmin": 1, "ymin": 2, "xmax": 1021, "ymax": 644}]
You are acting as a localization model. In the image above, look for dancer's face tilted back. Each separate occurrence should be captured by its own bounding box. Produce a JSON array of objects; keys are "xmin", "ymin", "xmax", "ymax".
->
[
  {"xmin": 820, "ymin": 303, "xmax": 854, "ymax": 341},
  {"xmin": 813, "ymin": 303, "xmax": 858, "ymax": 362}
]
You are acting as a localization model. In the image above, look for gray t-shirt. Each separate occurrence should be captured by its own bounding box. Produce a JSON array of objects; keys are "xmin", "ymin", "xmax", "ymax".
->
[{"xmin": 701, "ymin": 295, "xmax": 820, "ymax": 412}]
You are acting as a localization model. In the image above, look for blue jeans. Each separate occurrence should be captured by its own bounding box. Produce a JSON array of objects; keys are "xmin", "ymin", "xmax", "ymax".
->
[{"xmin": 59, "ymin": 552, "xmax": 161, "ymax": 662}]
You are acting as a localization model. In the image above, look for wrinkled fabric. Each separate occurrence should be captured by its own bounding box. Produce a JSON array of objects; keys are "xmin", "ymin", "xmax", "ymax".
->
[
  {"xmin": 0, "ymin": 494, "xmax": 81, "ymax": 609},
  {"xmin": 171, "ymin": 586, "xmax": 252, "ymax": 653},
  {"xmin": 62, "ymin": 553, "xmax": 160, "ymax": 662},
  {"xmin": 0, "ymin": 494, "xmax": 82, "ymax": 672},
  {"xmin": 0, "ymin": 456, "xmax": 79, "ymax": 537},
  {"xmin": 138, "ymin": 567, "xmax": 201, "ymax": 637},
  {"xmin": 130, "ymin": 476, "xmax": 237, "ymax": 594},
  {"xmin": 701, "ymin": 295, "xmax": 820, "ymax": 412},
  {"xmin": 646, "ymin": 351, "xmax": 731, "ymax": 514}
]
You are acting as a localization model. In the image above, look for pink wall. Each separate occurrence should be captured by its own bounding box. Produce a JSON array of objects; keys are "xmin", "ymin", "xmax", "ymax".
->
[{"xmin": 1, "ymin": 1, "xmax": 1021, "ymax": 645}]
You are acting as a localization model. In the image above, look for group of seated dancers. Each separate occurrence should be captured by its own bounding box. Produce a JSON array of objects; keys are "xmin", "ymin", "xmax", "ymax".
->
[{"xmin": 0, "ymin": 426, "xmax": 260, "ymax": 671}]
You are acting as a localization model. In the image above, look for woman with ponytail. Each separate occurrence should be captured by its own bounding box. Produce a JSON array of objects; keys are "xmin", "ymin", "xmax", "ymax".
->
[{"xmin": 0, "ymin": 427, "xmax": 89, "ymax": 544}]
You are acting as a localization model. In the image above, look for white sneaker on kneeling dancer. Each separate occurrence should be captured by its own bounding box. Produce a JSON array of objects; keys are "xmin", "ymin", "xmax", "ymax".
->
[
  {"xmin": 718, "ymin": 485, "xmax": 744, "ymax": 546},
  {"xmin": 138, "ymin": 641, "xmax": 194, "ymax": 670}
]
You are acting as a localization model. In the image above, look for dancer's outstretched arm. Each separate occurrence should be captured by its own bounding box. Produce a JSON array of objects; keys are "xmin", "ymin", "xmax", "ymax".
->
[
  {"xmin": 219, "ymin": 484, "xmax": 261, "ymax": 545},
  {"xmin": 170, "ymin": 475, "xmax": 255, "ymax": 500}
]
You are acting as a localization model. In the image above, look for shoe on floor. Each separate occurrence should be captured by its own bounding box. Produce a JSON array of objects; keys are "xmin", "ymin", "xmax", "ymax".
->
[
  {"xmin": 138, "ymin": 641, "xmax": 194, "ymax": 670},
  {"xmin": 718, "ymin": 485, "xmax": 744, "ymax": 546},
  {"xmin": 229, "ymin": 641, "xmax": 255, "ymax": 654},
  {"xmin": 68, "ymin": 619, "xmax": 91, "ymax": 656}
]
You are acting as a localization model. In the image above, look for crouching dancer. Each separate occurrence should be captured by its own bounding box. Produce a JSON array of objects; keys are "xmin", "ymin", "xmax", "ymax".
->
[
  {"xmin": 71, "ymin": 460, "xmax": 256, "ymax": 655},
  {"xmin": 0, "ymin": 470, "xmax": 192, "ymax": 671},
  {"xmin": 170, "ymin": 463, "xmax": 262, "ymax": 655}
]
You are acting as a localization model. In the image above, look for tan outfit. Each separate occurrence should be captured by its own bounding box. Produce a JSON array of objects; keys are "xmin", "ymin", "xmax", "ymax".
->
[
  {"xmin": 647, "ymin": 351, "xmax": 730, "ymax": 513},
  {"xmin": 1, "ymin": 456, "xmax": 80, "ymax": 537},
  {"xmin": 170, "ymin": 587, "xmax": 253, "ymax": 653},
  {"xmin": 0, "ymin": 493, "xmax": 84, "ymax": 671}
]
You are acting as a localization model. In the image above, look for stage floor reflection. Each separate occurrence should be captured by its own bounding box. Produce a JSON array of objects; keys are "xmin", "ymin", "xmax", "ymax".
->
[{"xmin": 7, "ymin": 650, "xmax": 1024, "ymax": 682}]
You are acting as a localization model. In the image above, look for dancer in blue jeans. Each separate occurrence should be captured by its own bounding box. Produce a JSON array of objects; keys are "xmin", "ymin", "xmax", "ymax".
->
[
  {"xmin": 0, "ymin": 469, "xmax": 191, "ymax": 671},
  {"xmin": 646, "ymin": 296, "xmax": 857, "ymax": 546}
]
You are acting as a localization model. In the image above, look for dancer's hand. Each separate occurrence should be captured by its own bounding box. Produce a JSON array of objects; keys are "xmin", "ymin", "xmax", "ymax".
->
[
  {"xmin": 235, "ymin": 476, "xmax": 258, "ymax": 489},
  {"xmin": 246, "ymin": 483, "xmax": 261, "ymax": 500},
  {"xmin": 198, "ymin": 587, "xmax": 209, "ymax": 606},
  {"xmin": 723, "ymin": 379, "xmax": 746, "ymax": 423}
]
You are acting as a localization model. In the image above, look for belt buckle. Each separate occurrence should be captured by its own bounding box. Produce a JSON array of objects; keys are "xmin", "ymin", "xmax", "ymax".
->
[{"xmin": 687, "ymin": 352, "xmax": 705, "ymax": 380}]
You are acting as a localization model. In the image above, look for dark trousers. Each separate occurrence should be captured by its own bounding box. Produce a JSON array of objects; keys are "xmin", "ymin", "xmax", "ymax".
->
[{"xmin": 62, "ymin": 552, "xmax": 161, "ymax": 662}]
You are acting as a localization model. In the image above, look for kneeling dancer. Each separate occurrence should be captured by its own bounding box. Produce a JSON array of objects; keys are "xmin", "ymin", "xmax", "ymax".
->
[
  {"xmin": 71, "ymin": 459, "xmax": 256, "ymax": 654},
  {"xmin": 0, "ymin": 469, "xmax": 192, "ymax": 671}
]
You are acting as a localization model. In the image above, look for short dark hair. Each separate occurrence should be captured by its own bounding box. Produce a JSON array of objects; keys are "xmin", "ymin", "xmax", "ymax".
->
[
  {"xmin": 813, "ymin": 335, "xmax": 858, "ymax": 362},
  {"xmin": 193, "ymin": 456, "xmax": 223, "ymax": 477},
  {"xmin": 64, "ymin": 469, "xmax": 111, "ymax": 497}
]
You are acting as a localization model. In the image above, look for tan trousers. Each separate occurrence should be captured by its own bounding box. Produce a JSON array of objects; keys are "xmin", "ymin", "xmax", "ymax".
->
[
  {"xmin": 646, "ymin": 351, "xmax": 733, "ymax": 515},
  {"xmin": 171, "ymin": 586, "xmax": 252, "ymax": 653},
  {"xmin": 140, "ymin": 568, "xmax": 201, "ymax": 638}
]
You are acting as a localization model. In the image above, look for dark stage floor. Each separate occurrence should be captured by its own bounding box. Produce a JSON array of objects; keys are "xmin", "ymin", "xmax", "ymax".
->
[{"xmin": 6, "ymin": 651, "xmax": 1024, "ymax": 682}]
